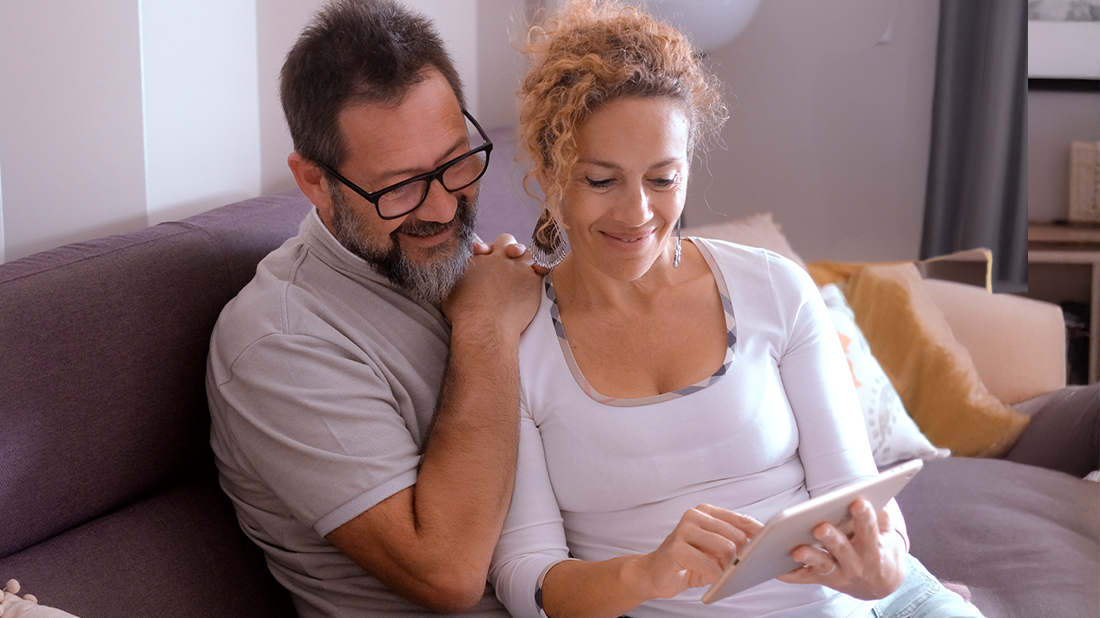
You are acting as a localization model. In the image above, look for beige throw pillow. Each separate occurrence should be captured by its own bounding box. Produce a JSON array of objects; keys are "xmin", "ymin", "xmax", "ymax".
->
[
  {"xmin": 845, "ymin": 264, "xmax": 1030, "ymax": 457},
  {"xmin": 684, "ymin": 213, "xmax": 807, "ymax": 270}
]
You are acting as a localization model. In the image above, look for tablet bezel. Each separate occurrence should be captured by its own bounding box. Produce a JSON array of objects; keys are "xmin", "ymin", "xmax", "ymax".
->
[{"xmin": 701, "ymin": 459, "xmax": 924, "ymax": 604}]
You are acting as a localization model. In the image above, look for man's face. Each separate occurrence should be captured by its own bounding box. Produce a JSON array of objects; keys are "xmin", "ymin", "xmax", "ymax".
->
[{"xmin": 318, "ymin": 71, "xmax": 478, "ymax": 304}]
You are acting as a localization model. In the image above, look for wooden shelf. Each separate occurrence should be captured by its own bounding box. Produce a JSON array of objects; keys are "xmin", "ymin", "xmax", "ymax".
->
[
  {"xmin": 1028, "ymin": 223, "xmax": 1100, "ymax": 245},
  {"xmin": 1028, "ymin": 222, "xmax": 1100, "ymax": 384}
]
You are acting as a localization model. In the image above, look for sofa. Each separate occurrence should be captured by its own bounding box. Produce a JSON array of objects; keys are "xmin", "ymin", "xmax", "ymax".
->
[{"xmin": 1, "ymin": 129, "xmax": 1097, "ymax": 618}]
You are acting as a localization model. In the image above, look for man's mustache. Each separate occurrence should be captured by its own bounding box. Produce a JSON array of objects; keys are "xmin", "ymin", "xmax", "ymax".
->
[
  {"xmin": 390, "ymin": 195, "xmax": 472, "ymax": 239},
  {"xmin": 394, "ymin": 217, "xmax": 454, "ymax": 238}
]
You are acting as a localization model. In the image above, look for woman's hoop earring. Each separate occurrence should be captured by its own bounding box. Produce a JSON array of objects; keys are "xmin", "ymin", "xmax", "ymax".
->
[
  {"xmin": 530, "ymin": 209, "xmax": 568, "ymax": 270},
  {"xmin": 673, "ymin": 216, "xmax": 682, "ymax": 268}
]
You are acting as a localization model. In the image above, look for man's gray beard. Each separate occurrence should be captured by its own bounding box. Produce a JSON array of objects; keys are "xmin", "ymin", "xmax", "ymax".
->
[{"xmin": 328, "ymin": 187, "xmax": 476, "ymax": 305}]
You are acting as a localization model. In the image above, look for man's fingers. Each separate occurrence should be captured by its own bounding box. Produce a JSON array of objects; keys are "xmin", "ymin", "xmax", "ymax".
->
[{"xmin": 491, "ymin": 233, "xmax": 518, "ymax": 249}]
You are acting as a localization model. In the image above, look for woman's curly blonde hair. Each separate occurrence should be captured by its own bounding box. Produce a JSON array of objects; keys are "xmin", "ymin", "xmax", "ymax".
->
[{"xmin": 518, "ymin": 0, "xmax": 727, "ymax": 243}]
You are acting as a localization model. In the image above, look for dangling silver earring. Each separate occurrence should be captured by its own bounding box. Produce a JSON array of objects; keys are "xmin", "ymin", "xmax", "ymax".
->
[
  {"xmin": 530, "ymin": 209, "xmax": 568, "ymax": 270},
  {"xmin": 673, "ymin": 216, "xmax": 682, "ymax": 268}
]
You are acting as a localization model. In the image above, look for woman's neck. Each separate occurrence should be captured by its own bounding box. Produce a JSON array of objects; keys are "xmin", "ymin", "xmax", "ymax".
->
[{"xmin": 552, "ymin": 240, "xmax": 701, "ymax": 315}]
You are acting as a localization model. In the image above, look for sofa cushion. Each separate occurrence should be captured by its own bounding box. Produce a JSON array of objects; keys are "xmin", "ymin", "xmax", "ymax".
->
[
  {"xmin": 845, "ymin": 263, "xmax": 1030, "ymax": 457},
  {"xmin": 922, "ymin": 278, "xmax": 1066, "ymax": 405},
  {"xmin": 896, "ymin": 457, "xmax": 1100, "ymax": 618},
  {"xmin": 0, "ymin": 483, "xmax": 295, "ymax": 618},
  {"xmin": 1007, "ymin": 385, "xmax": 1100, "ymax": 478},
  {"xmin": 0, "ymin": 191, "xmax": 311, "ymax": 559}
]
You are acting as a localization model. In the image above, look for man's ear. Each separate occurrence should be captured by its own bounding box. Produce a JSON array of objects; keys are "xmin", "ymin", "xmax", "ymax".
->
[{"xmin": 288, "ymin": 152, "xmax": 335, "ymax": 225}]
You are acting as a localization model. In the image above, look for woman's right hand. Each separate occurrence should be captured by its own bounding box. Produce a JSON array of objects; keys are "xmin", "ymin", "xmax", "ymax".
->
[{"xmin": 631, "ymin": 505, "xmax": 763, "ymax": 600}]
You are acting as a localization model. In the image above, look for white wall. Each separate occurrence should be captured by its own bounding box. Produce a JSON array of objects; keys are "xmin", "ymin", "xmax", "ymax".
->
[
  {"xmin": 479, "ymin": 0, "xmax": 531, "ymax": 130},
  {"xmin": 1027, "ymin": 89, "xmax": 1100, "ymax": 223},
  {"xmin": 0, "ymin": 0, "xmax": 936, "ymax": 265},
  {"xmin": 0, "ymin": 0, "xmax": 262, "ymax": 261},
  {"xmin": 0, "ymin": 0, "xmax": 517, "ymax": 263},
  {"xmin": 257, "ymin": 0, "xmax": 330, "ymax": 196},
  {"xmin": 0, "ymin": 0, "xmax": 148, "ymax": 262},
  {"xmin": 141, "ymin": 0, "xmax": 262, "ymax": 226},
  {"xmin": 685, "ymin": 0, "xmax": 940, "ymax": 263}
]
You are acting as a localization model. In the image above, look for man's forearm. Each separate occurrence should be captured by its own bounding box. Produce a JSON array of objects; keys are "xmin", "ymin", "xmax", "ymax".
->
[
  {"xmin": 323, "ymin": 320, "xmax": 525, "ymax": 613},
  {"xmin": 413, "ymin": 319, "xmax": 522, "ymax": 565}
]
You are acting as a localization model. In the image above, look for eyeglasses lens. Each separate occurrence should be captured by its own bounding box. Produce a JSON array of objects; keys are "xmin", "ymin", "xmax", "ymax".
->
[{"xmin": 376, "ymin": 150, "xmax": 488, "ymax": 219}]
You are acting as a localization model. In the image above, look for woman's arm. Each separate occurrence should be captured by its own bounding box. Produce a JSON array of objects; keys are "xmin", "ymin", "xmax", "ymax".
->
[
  {"xmin": 489, "ymin": 409, "xmax": 763, "ymax": 618},
  {"xmin": 768, "ymin": 255, "xmax": 907, "ymax": 599},
  {"xmin": 488, "ymin": 412, "xmax": 570, "ymax": 617},
  {"xmin": 538, "ymin": 506, "xmax": 762, "ymax": 618}
]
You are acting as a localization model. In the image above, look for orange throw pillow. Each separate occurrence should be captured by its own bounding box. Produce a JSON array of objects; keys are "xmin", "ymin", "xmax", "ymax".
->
[{"xmin": 845, "ymin": 263, "xmax": 1029, "ymax": 457}]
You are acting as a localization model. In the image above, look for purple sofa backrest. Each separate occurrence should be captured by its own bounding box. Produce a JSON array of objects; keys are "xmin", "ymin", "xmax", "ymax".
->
[{"xmin": 0, "ymin": 191, "xmax": 311, "ymax": 558}]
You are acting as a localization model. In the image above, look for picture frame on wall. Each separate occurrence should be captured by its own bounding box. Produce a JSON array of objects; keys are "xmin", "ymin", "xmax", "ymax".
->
[{"xmin": 1027, "ymin": 0, "xmax": 1100, "ymax": 82}]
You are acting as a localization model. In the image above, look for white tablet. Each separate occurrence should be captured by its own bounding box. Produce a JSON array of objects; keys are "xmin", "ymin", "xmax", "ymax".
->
[{"xmin": 701, "ymin": 459, "xmax": 923, "ymax": 604}]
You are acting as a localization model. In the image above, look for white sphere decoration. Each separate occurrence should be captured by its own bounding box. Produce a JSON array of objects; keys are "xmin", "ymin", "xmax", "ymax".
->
[{"xmin": 634, "ymin": 0, "xmax": 761, "ymax": 52}]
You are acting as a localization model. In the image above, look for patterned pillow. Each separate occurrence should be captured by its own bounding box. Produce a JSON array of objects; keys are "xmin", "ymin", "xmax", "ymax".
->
[{"xmin": 819, "ymin": 284, "xmax": 950, "ymax": 466}]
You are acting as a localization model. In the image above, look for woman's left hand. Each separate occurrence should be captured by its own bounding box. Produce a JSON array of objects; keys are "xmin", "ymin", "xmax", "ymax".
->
[{"xmin": 777, "ymin": 499, "xmax": 906, "ymax": 600}]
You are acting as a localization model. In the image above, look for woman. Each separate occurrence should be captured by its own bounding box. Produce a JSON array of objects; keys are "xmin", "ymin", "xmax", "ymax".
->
[{"xmin": 488, "ymin": 2, "xmax": 983, "ymax": 618}]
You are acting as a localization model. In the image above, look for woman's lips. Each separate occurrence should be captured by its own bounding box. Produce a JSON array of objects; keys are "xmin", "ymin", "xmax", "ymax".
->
[{"xmin": 600, "ymin": 228, "xmax": 656, "ymax": 251}]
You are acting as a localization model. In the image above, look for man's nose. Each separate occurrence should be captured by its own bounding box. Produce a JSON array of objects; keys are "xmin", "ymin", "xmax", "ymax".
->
[{"xmin": 415, "ymin": 177, "xmax": 459, "ymax": 223}]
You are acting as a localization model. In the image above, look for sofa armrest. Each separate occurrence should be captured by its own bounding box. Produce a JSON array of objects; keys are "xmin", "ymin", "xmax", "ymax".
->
[
  {"xmin": 1006, "ymin": 385, "xmax": 1099, "ymax": 476},
  {"xmin": 922, "ymin": 278, "xmax": 1066, "ymax": 406}
]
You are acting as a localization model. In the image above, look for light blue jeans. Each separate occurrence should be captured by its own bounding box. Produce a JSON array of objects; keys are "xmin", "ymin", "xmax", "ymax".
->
[{"xmin": 868, "ymin": 555, "xmax": 985, "ymax": 618}]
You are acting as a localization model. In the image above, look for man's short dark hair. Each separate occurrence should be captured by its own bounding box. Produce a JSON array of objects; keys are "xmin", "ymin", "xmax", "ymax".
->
[{"xmin": 280, "ymin": 0, "xmax": 466, "ymax": 169}]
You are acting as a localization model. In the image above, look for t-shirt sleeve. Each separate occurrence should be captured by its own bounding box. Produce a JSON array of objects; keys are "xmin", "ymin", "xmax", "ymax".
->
[
  {"xmin": 766, "ymin": 253, "xmax": 879, "ymax": 495},
  {"xmin": 489, "ymin": 401, "xmax": 571, "ymax": 618},
  {"xmin": 765, "ymin": 252, "xmax": 911, "ymax": 549},
  {"xmin": 209, "ymin": 332, "xmax": 422, "ymax": 537}
]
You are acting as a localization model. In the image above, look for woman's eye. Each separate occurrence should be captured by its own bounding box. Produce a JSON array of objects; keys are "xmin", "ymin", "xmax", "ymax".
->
[
  {"xmin": 650, "ymin": 176, "xmax": 679, "ymax": 189},
  {"xmin": 585, "ymin": 177, "xmax": 614, "ymax": 189}
]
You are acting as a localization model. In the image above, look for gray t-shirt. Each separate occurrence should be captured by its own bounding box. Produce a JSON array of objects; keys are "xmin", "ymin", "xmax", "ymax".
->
[{"xmin": 207, "ymin": 210, "xmax": 509, "ymax": 617}]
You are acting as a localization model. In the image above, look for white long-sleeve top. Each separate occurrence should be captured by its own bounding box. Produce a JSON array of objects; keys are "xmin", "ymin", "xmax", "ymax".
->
[{"xmin": 489, "ymin": 238, "xmax": 905, "ymax": 618}]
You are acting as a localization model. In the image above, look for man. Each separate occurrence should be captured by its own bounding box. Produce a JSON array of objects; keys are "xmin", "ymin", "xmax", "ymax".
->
[{"xmin": 206, "ymin": 1, "xmax": 543, "ymax": 616}]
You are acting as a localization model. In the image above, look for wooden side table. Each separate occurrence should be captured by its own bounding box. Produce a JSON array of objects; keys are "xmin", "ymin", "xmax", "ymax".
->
[{"xmin": 1027, "ymin": 223, "xmax": 1100, "ymax": 384}]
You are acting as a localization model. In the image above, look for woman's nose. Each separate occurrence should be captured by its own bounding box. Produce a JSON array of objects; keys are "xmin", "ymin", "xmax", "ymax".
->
[{"xmin": 614, "ymin": 183, "xmax": 652, "ymax": 226}]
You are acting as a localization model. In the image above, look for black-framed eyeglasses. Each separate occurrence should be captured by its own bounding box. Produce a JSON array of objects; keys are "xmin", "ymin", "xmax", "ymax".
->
[{"xmin": 317, "ymin": 109, "xmax": 493, "ymax": 220}]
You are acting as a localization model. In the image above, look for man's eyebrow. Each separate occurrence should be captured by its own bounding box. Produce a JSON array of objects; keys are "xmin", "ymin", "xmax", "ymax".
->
[{"xmin": 375, "ymin": 133, "xmax": 471, "ymax": 183}]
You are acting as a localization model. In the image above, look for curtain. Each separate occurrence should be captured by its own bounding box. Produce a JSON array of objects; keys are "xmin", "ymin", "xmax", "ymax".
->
[{"xmin": 922, "ymin": 0, "xmax": 1027, "ymax": 291}]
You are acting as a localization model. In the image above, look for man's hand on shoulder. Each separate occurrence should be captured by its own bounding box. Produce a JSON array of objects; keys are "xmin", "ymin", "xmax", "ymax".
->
[{"xmin": 443, "ymin": 234, "xmax": 546, "ymax": 338}]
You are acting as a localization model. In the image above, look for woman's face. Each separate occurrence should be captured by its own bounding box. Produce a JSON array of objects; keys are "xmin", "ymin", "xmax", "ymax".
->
[{"xmin": 560, "ymin": 96, "xmax": 690, "ymax": 283}]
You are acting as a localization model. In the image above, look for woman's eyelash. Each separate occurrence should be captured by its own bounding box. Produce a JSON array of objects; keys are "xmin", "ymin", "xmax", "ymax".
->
[
  {"xmin": 585, "ymin": 177, "xmax": 614, "ymax": 188},
  {"xmin": 583, "ymin": 174, "xmax": 679, "ymax": 189},
  {"xmin": 651, "ymin": 174, "xmax": 681, "ymax": 188}
]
